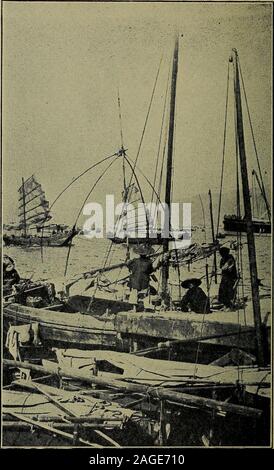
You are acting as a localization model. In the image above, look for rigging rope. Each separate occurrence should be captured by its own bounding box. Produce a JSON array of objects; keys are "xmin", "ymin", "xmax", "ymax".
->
[
  {"xmin": 193, "ymin": 256, "xmax": 214, "ymax": 377},
  {"xmin": 117, "ymin": 88, "xmax": 125, "ymax": 150},
  {"xmin": 90, "ymin": 151, "xmax": 156, "ymax": 300},
  {"xmin": 127, "ymin": 56, "xmax": 163, "ymax": 202},
  {"xmin": 150, "ymin": 59, "xmax": 171, "ymax": 205},
  {"xmin": 199, "ymin": 194, "xmax": 207, "ymax": 244},
  {"xmin": 39, "ymin": 151, "xmax": 119, "ymax": 262},
  {"xmin": 49, "ymin": 152, "xmax": 119, "ymax": 211},
  {"xmin": 125, "ymin": 153, "xmax": 197, "ymax": 248},
  {"xmin": 113, "ymin": 55, "xmax": 163, "ymax": 242},
  {"xmin": 238, "ymin": 60, "xmax": 271, "ymax": 222},
  {"xmin": 216, "ymin": 61, "xmax": 230, "ymax": 236},
  {"xmin": 117, "ymin": 89, "xmax": 127, "ymax": 199},
  {"xmin": 64, "ymin": 156, "xmax": 120, "ymax": 276}
]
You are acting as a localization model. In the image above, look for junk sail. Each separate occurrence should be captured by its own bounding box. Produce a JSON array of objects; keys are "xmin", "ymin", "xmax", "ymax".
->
[
  {"xmin": 113, "ymin": 182, "xmax": 149, "ymax": 240},
  {"xmin": 18, "ymin": 176, "xmax": 52, "ymax": 232},
  {"xmin": 4, "ymin": 174, "xmax": 78, "ymax": 247}
]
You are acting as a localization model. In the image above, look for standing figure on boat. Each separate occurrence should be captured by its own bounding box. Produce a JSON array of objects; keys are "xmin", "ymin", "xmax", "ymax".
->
[
  {"xmin": 218, "ymin": 247, "xmax": 238, "ymax": 309},
  {"xmin": 180, "ymin": 278, "xmax": 210, "ymax": 313},
  {"xmin": 3, "ymin": 255, "xmax": 21, "ymax": 297},
  {"xmin": 127, "ymin": 244, "xmax": 157, "ymax": 309}
]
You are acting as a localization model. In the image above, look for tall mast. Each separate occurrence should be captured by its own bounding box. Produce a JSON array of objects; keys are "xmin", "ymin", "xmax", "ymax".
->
[
  {"xmin": 232, "ymin": 48, "xmax": 265, "ymax": 366},
  {"xmin": 161, "ymin": 36, "xmax": 179, "ymax": 303},
  {"xmin": 21, "ymin": 177, "xmax": 27, "ymax": 237}
]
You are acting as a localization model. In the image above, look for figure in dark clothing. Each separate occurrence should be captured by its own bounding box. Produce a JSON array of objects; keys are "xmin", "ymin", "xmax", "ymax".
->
[
  {"xmin": 180, "ymin": 278, "xmax": 210, "ymax": 313},
  {"xmin": 127, "ymin": 244, "xmax": 156, "ymax": 292},
  {"xmin": 218, "ymin": 247, "xmax": 238, "ymax": 308},
  {"xmin": 127, "ymin": 256, "xmax": 154, "ymax": 291},
  {"xmin": 3, "ymin": 255, "xmax": 20, "ymax": 296}
]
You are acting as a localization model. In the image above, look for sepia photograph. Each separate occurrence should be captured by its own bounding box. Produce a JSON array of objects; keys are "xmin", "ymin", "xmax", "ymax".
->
[{"xmin": 1, "ymin": 0, "xmax": 272, "ymax": 450}]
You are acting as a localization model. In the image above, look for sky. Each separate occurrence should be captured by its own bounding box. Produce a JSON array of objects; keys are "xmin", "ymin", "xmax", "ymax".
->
[{"xmin": 2, "ymin": 1, "xmax": 272, "ymax": 226}]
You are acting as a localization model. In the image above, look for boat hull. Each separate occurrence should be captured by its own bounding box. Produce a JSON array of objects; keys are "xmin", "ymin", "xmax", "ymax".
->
[
  {"xmin": 3, "ymin": 229, "xmax": 78, "ymax": 247},
  {"xmin": 3, "ymin": 302, "xmax": 117, "ymax": 349},
  {"xmin": 3, "ymin": 298, "xmax": 270, "ymax": 358},
  {"xmin": 223, "ymin": 216, "xmax": 271, "ymax": 234},
  {"xmin": 108, "ymin": 232, "xmax": 190, "ymax": 246}
]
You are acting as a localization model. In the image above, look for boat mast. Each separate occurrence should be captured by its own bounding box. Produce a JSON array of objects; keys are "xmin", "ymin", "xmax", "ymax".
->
[
  {"xmin": 21, "ymin": 177, "xmax": 27, "ymax": 237},
  {"xmin": 232, "ymin": 48, "xmax": 265, "ymax": 366},
  {"xmin": 161, "ymin": 36, "xmax": 179, "ymax": 304}
]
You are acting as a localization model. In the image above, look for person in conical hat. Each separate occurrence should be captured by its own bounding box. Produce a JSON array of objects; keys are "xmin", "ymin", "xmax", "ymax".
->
[
  {"xmin": 181, "ymin": 278, "xmax": 202, "ymax": 289},
  {"xmin": 132, "ymin": 243, "xmax": 155, "ymax": 256},
  {"xmin": 180, "ymin": 278, "xmax": 210, "ymax": 313},
  {"xmin": 127, "ymin": 244, "xmax": 156, "ymax": 294}
]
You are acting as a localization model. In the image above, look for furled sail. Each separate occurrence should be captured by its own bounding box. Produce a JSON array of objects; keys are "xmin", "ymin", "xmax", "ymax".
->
[{"xmin": 18, "ymin": 175, "xmax": 52, "ymax": 228}]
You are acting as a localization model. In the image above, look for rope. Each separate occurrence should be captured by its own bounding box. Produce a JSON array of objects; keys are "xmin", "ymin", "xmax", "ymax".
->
[
  {"xmin": 89, "ymin": 239, "xmax": 115, "ymax": 303},
  {"xmin": 238, "ymin": 60, "xmax": 271, "ymax": 222},
  {"xmin": 122, "ymin": 155, "xmax": 151, "ymax": 237},
  {"xmin": 193, "ymin": 254, "xmax": 213, "ymax": 376},
  {"xmin": 251, "ymin": 173, "xmax": 255, "ymax": 215},
  {"xmin": 199, "ymin": 194, "xmax": 207, "ymax": 243},
  {"xmin": 150, "ymin": 59, "xmax": 171, "ymax": 205},
  {"xmin": 39, "ymin": 151, "xmax": 119, "ymax": 262},
  {"xmin": 216, "ymin": 61, "xmax": 230, "ymax": 236},
  {"xmin": 113, "ymin": 56, "xmax": 163, "ymax": 241},
  {"xmin": 64, "ymin": 156, "xmax": 120, "ymax": 276},
  {"xmin": 49, "ymin": 152, "xmax": 119, "ymax": 211},
  {"xmin": 127, "ymin": 56, "xmax": 163, "ymax": 202},
  {"xmin": 117, "ymin": 89, "xmax": 128, "ymax": 199},
  {"xmin": 157, "ymin": 122, "xmax": 168, "ymax": 202},
  {"xmin": 117, "ymin": 88, "xmax": 124, "ymax": 150}
]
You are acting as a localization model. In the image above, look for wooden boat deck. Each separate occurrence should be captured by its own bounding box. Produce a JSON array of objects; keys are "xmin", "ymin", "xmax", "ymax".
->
[
  {"xmin": 114, "ymin": 297, "xmax": 271, "ymax": 350},
  {"xmin": 4, "ymin": 295, "xmax": 270, "ymax": 352}
]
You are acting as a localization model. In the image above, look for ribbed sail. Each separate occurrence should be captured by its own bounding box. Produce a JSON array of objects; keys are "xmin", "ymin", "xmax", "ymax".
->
[
  {"xmin": 18, "ymin": 175, "xmax": 52, "ymax": 228},
  {"xmin": 114, "ymin": 183, "xmax": 150, "ymax": 239}
]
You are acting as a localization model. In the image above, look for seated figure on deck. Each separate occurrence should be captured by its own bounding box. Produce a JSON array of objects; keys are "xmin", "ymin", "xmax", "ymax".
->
[
  {"xmin": 218, "ymin": 247, "xmax": 238, "ymax": 309},
  {"xmin": 180, "ymin": 278, "xmax": 210, "ymax": 313},
  {"xmin": 3, "ymin": 255, "xmax": 20, "ymax": 297}
]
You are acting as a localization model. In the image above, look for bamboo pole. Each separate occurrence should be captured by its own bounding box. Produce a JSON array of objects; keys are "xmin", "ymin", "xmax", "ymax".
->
[
  {"xmin": 2, "ymin": 421, "xmax": 119, "ymax": 429},
  {"xmin": 6, "ymin": 411, "xmax": 102, "ymax": 447},
  {"xmin": 3, "ymin": 359, "xmax": 262, "ymax": 418},
  {"xmin": 20, "ymin": 380, "xmax": 121, "ymax": 448},
  {"xmin": 132, "ymin": 327, "xmax": 255, "ymax": 356},
  {"xmin": 232, "ymin": 49, "xmax": 265, "ymax": 367},
  {"xmin": 162, "ymin": 36, "xmax": 179, "ymax": 304}
]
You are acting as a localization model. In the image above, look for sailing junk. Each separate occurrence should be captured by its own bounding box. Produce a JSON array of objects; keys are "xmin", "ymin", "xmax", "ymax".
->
[
  {"xmin": 222, "ymin": 52, "xmax": 271, "ymax": 235},
  {"xmin": 224, "ymin": 169, "xmax": 271, "ymax": 233},
  {"xmin": 19, "ymin": 175, "xmax": 51, "ymax": 230},
  {"xmin": 3, "ymin": 175, "xmax": 78, "ymax": 247}
]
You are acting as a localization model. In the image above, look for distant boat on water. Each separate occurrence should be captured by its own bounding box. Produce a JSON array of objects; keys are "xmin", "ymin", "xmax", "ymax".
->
[
  {"xmin": 3, "ymin": 175, "xmax": 78, "ymax": 247},
  {"xmin": 223, "ymin": 169, "xmax": 271, "ymax": 235},
  {"xmin": 223, "ymin": 215, "xmax": 271, "ymax": 234}
]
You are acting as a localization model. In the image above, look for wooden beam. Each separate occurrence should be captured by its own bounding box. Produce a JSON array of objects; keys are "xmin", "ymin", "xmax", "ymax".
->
[{"xmin": 4, "ymin": 359, "xmax": 262, "ymax": 419}]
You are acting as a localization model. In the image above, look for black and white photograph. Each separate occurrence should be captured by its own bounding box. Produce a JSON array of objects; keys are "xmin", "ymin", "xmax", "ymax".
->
[{"xmin": 1, "ymin": 0, "xmax": 272, "ymax": 451}]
